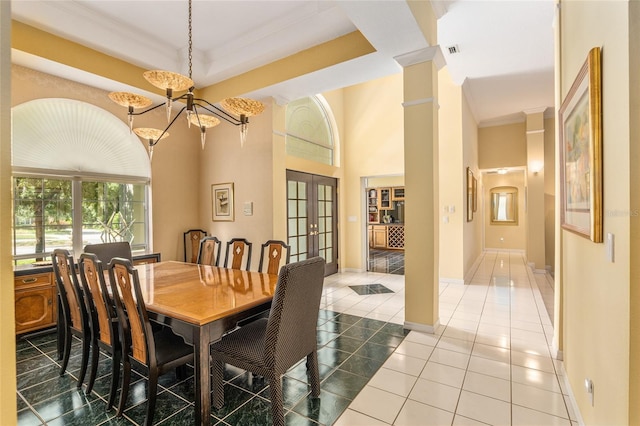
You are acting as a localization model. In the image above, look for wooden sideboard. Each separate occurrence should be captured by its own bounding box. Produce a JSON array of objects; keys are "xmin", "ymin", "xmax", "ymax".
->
[{"xmin": 14, "ymin": 252, "xmax": 161, "ymax": 335}]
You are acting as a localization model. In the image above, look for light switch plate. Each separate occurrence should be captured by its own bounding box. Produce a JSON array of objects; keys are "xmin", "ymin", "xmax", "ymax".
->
[{"xmin": 243, "ymin": 201, "xmax": 253, "ymax": 216}]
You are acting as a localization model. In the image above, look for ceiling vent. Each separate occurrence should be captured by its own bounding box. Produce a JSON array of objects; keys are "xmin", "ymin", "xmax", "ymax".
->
[{"xmin": 446, "ymin": 45, "xmax": 460, "ymax": 55}]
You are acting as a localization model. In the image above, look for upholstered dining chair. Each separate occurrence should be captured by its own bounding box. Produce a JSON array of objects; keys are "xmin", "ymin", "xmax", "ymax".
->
[
  {"xmin": 83, "ymin": 241, "xmax": 132, "ymax": 267},
  {"xmin": 77, "ymin": 253, "xmax": 121, "ymax": 408},
  {"xmin": 197, "ymin": 236, "xmax": 222, "ymax": 266},
  {"xmin": 258, "ymin": 240, "xmax": 291, "ymax": 275},
  {"xmin": 108, "ymin": 258, "xmax": 194, "ymax": 426},
  {"xmin": 184, "ymin": 229, "xmax": 207, "ymax": 263},
  {"xmin": 211, "ymin": 257, "xmax": 325, "ymax": 426},
  {"xmin": 52, "ymin": 249, "xmax": 91, "ymax": 388},
  {"xmin": 224, "ymin": 238, "xmax": 253, "ymax": 271}
]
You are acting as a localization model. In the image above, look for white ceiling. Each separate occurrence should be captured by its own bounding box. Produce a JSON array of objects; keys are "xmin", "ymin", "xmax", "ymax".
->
[{"xmin": 10, "ymin": 0, "xmax": 556, "ymax": 126}]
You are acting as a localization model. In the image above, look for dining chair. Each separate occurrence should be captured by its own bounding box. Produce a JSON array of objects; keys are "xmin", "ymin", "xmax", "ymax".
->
[
  {"xmin": 83, "ymin": 241, "xmax": 132, "ymax": 267},
  {"xmin": 77, "ymin": 253, "xmax": 121, "ymax": 408},
  {"xmin": 258, "ymin": 240, "xmax": 291, "ymax": 275},
  {"xmin": 52, "ymin": 249, "xmax": 91, "ymax": 388},
  {"xmin": 224, "ymin": 238, "xmax": 253, "ymax": 271},
  {"xmin": 184, "ymin": 229, "xmax": 207, "ymax": 263},
  {"xmin": 108, "ymin": 257, "xmax": 194, "ymax": 425},
  {"xmin": 197, "ymin": 236, "xmax": 222, "ymax": 266},
  {"xmin": 211, "ymin": 257, "xmax": 325, "ymax": 426}
]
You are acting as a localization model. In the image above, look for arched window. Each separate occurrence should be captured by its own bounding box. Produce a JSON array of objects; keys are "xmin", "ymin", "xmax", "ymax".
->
[
  {"xmin": 285, "ymin": 95, "xmax": 335, "ymax": 166},
  {"xmin": 11, "ymin": 98, "xmax": 151, "ymax": 265}
]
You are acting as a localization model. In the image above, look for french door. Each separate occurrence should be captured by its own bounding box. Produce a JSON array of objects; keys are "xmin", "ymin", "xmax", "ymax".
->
[{"xmin": 286, "ymin": 170, "xmax": 338, "ymax": 276}]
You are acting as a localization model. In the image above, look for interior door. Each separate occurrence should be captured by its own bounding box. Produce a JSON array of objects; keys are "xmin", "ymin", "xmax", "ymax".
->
[{"xmin": 286, "ymin": 170, "xmax": 338, "ymax": 276}]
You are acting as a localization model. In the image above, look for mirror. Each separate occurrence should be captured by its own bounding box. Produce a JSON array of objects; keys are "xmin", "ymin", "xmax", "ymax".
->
[{"xmin": 490, "ymin": 186, "xmax": 518, "ymax": 225}]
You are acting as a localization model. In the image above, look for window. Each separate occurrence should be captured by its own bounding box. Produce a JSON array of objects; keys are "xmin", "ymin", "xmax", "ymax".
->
[
  {"xmin": 285, "ymin": 96, "xmax": 335, "ymax": 165},
  {"xmin": 12, "ymin": 98, "xmax": 152, "ymax": 265},
  {"xmin": 12, "ymin": 177, "xmax": 148, "ymax": 266}
]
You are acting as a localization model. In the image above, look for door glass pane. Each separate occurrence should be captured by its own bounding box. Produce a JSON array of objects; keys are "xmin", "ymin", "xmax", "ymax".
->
[
  {"xmin": 297, "ymin": 200, "xmax": 306, "ymax": 215},
  {"xmin": 326, "ymin": 200, "xmax": 332, "ymax": 216},
  {"xmin": 298, "ymin": 218, "xmax": 307, "ymax": 235},
  {"xmin": 318, "ymin": 184, "xmax": 325, "ymax": 199},
  {"xmin": 326, "ymin": 248, "xmax": 332, "ymax": 264},
  {"xmin": 288, "ymin": 237, "xmax": 298, "ymax": 254},
  {"xmin": 326, "ymin": 187, "xmax": 332, "ymax": 201},
  {"xmin": 288, "ymin": 200, "xmax": 297, "ymax": 217},
  {"xmin": 297, "ymin": 182, "xmax": 306, "ymax": 199},
  {"xmin": 299, "ymin": 236, "xmax": 307, "ymax": 254},
  {"xmin": 326, "ymin": 217, "xmax": 332, "ymax": 231},
  {"xmin": 318, "ymin": 219, "xmax": 325, "ymax": 233},
  {"xmin": 288, "ymin": 219, "xmax": 298, "ymax": 234},
  {"xmin": 287, "ymin": 180, "xmax": 297, "ymax": 196},
  {"xmin": 319, "ymin": 234, "xmax": 325, "ymax": 249}
]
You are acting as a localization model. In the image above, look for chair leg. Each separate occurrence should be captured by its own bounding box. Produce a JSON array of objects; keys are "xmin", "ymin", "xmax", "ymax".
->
[
  {"xmin": 116, "ymin": 357, "xmax": 131, "ymax": 417},
  {"xmin": 59, "ymin": 326, "xmax": 72, "ymax": 376},
  {"xmin": 76, "ymin": 332, "xmax": 91, "ymax": 388},
  {"xmin": 107, "ymin": 348, "xmax": 121, "ymax": 410},
  {"xmin": 306, "ymin": 351, "xmax": 321, "ymax": 398},
  {"xmin": 85, "ymin": 339, "xmax": 100, "ymax": 394},
  {"xmin": 145, "ymin": 369, "xmax": 159, "ymax": 426},
  {"xmin": 268, "ymin": 375, "xmax": 285, "ymax": 426},
  {"xmin": 212, "ymin": 359, "xmax": 225, "ymax": 409}
]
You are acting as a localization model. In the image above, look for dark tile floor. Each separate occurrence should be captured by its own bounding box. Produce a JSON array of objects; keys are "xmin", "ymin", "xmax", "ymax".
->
[
  {"xmin": 16, "ymin": 310, "xmax": 408, "ymax": 425},
  {"xmin": 367, "ymin": 249, "xmax": 404, "ymax": 275}
]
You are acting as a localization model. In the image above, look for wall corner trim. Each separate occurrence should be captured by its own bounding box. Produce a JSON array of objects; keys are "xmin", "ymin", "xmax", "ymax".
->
[{"xmin": 404, "ymin": 320, "xmax": 440, "ymax": 334}]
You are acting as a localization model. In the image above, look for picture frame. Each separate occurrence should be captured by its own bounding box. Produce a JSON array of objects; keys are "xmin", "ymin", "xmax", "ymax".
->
[
  {"xmin": 211, "ymin": 182, "xmax": 234, "ymax": 222},
  {"xmin": 467, "ymin": 167, "xmax": 474, "ymax": 222},
  {"xmin": 472, "ymin": 176, "xmax": 478, "ymax": 213},
  {"xmin": 558, "ymin": 47, "xmax": 602, "ymax": 242}
]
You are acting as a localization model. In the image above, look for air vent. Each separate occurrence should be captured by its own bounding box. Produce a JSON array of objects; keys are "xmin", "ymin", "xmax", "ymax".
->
[{"xmin": 446, "ymin": 45, "xmax": 460, "ymax": 55}]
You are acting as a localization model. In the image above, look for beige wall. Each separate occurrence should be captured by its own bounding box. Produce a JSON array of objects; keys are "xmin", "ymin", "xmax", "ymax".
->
[
  {"xmin": 438, "ymin": 68, "xmax": 464, "ymax": 282},
  {"xmin": 341, "ymin": 73, "xmax": 405, "ymax": 270},
  {"xmin": 560, "ymin": 1, "xmax": 634, "ymax": 424},
  {"xmin": 483, "ymin": 172, "xmax": 526, "ymax": 250},
  {"xmin": 462, "ymin": 86, "xmax": 481, "ymax": 279},
  {"xmin": 544, "ymin": 117, "xmax": 556, "ymax": 271},
  {"xmin": 0, "ymin": 1, "xmax": 17, "ymax": 423},
  {"xmin": 198, "ymin": 100, "xmax": 274, "ymax": 271},
  {"xmin": 478, "ymin": 121, "xmax": 526, "ymax": 169},
  {"xmin": 11, "ymin": 65, "xmax": 200, "ymax": 262}
]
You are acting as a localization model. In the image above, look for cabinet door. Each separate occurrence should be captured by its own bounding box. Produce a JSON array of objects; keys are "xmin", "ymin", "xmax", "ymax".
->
[
  {"xmin": 379, "ymin": 188, "xmax": 391, "ymax": 209},
  {"xmin": 15, "ymin": 286, "xmax": 55, "ymax": 334},
  {"xmin": 368, "ymin": 226, "xmax": 374, "ymax": 248},
  {"xmin": 373, "ymin": 226, "xmax": 387, "ymax": 248},
  {"xmin": 391, "ymin": 187, "xmax": 405, "ymax": 201}
]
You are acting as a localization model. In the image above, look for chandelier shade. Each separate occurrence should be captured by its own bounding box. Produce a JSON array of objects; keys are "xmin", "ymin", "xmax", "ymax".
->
[{"xmin": 109, "ymin": 0, "xmax": 264, "ymax": 159}]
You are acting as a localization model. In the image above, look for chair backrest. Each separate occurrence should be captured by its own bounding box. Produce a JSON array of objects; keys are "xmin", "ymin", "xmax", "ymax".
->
[
  {"xmin": 184, "ymin": 229, "xmax": 207, "ymax": 263},
  {"xmin": 264, "ymin": 257, "xmax": 325, "ymax": 372},
  {"xmin": 78, "ymin": 253, "xmax": 116, "ymax": 346},
  {"xmin": 197, "ymin": 236, "xmax": 222, "ymax": 266},
  {"xmin": 52, "ymin": 249, "xmax": 86, "ymax": 332},
  {"xmin": 258, "ymin": 240, "xmax": 291, "ymax": 275},
  {"xmin": 224, "ymin": 238, "xmax": 253, "ymax": 271},
  {"xmin": 84, "ymin": 242, "xmax": 132, "ymax": 266},
  {"xmin": 109, "ymin": 257, "xmax": 155, "ymax": 367}
]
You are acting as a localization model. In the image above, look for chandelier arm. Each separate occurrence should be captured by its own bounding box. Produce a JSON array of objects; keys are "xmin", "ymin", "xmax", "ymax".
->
[
  {"xmin": 194, "ymin": 98, "xmax": 245, "ymax": 124},
  {"xmin": 130, "ymin": 93, "xmax": 191, "ymax": 116},
  {"xmin": 149, "ymin": 105, "xmax": 187, "ymax": 146},
  {"xmin": 194, "ymin": 103, "xmax": 242, "ymax": 126}
]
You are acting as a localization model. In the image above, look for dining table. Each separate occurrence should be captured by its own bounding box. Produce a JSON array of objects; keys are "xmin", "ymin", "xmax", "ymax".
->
[{"xmin": 128, "ymin": 261, "xmax": 278, "ymax": 424}]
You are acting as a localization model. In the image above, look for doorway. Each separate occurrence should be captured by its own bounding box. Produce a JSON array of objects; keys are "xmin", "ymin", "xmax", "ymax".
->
[{"xmin": 286, "ymin": 170, "xmax": 338, "ymax": 275}]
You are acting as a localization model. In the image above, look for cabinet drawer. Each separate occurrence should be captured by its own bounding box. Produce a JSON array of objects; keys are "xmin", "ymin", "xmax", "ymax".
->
[
  {"xmin": 15, "ymin": 286, "xmax": 56, "ymax": 334},
  {"xmin": 14, "ymin": 272, "xmax": 52, "ymax": 289}
]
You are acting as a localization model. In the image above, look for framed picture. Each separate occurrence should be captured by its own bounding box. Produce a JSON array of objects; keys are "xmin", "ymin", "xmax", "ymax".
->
[
  {"xmin": 211, "ymin": 182, "xmax": 234, "ymax": 222},
  {"xmin": 472, "ymin": 176, "xmax": 478, "ymax": 212},
  {"xmin": 467, "ymin": 167, "xmax": 474, "ymax": 222},
  {"xmin": 559, "ymin": 47, "xmax": 602, "ymax": 242}
]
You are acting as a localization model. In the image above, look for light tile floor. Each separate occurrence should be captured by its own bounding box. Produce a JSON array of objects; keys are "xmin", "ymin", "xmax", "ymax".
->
[{"xmin": 326, "ymin": 250, "xmax": 577, "ymax": 426}]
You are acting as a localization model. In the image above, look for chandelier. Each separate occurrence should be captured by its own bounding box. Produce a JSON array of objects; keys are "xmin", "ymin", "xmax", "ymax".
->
[{"xmin": 109, "ymin": 0, "xmax": 264, "ymax": 160}]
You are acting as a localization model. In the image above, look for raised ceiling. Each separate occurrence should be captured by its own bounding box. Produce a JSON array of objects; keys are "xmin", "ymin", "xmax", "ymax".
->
[{"xmin": 11, "ymin": 0, "xmax": 555, "ymax": 126}]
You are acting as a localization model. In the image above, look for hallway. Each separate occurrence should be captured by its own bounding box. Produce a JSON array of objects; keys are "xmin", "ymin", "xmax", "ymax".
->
[{"xmin": 331, "ymin": 251, "xmax": 575, "ymax": 425}]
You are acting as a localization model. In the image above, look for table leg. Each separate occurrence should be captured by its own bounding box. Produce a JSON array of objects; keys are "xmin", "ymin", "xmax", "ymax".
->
[{"xmin": 194, "ymin": 325, "xmax": 211, "ymax": 425}]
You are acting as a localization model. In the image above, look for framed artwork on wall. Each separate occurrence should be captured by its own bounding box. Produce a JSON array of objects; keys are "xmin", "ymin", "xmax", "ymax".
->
[
  {"xmin": 212, "ymin": 182, "xmax": 234, "ymax": 222},
  {"xmin": 559, "ymin": 47, "xmax": 602, "ymax": 242},
  {"xmin": 467, "ymin": 167, "xmax": 474, "ymax": 222},
  {"xmin": 472, "ymin": 176, "xmax": 478, "ymax": 212}
]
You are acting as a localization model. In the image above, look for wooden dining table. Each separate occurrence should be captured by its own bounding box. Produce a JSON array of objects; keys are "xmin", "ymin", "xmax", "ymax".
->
[{"xmin": 131, "ymin": 261, "xmax": 278, "ymax": 424}]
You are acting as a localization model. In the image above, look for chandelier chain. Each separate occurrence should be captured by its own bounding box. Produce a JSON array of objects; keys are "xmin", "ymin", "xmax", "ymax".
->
[{"xmin": 188, "ymin": 0, "xmax": 193, "ymax": 80}]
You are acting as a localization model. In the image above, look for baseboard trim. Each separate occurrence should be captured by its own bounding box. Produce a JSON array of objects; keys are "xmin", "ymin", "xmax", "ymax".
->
[
  {"xmin": 404, "ymin": 320, "xmax": 440, "ymax": 334},
  {"xmin": 440, "ymin": 277, "xmax": 464, "ymax": 285},
  {"xmin": 559, "ymin": 362, "xmax": 585, "ymax": 425}
]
